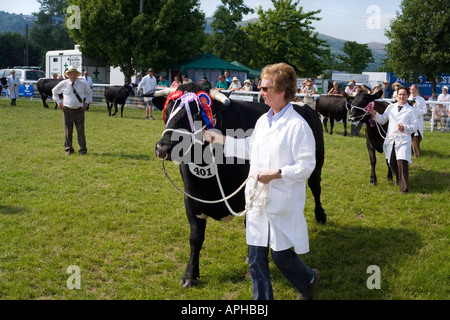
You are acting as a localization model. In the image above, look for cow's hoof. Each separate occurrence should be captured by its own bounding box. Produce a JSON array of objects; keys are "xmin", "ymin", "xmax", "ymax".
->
[
  {"xmin": 180, "ymin": 278, "xmax": 200, "ymax": 288},
  {"xmin": 315, "ymin": 211, "xmax": 327, "ymax": 225},
  {"xmin": 370, "ymin": 181, "xmax": 377, "ymax": 186}
]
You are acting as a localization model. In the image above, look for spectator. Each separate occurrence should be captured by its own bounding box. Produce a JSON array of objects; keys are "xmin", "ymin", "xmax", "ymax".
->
[
  {"xmin": 52, "ymin": 73, "xmax": 59, "ymax": 79},
  {"xmin": 383, "ymin": 81, "xmax": 393, "ymax": 99},
  {"xmin": 327, "ymin": 81, "xmax": 343, "ymax": 95},
  {"xmin": 409, "ymin": 84, "xmax": 427, "ymax": 157},
  {"xmin": 301, "ymin": 80, "xmax": 317, "ymax": 108},
  {"xmin": 436, "ymin": 86, "xmax": 450, "ymax": 131},
  {"xmin": 241, "ymin": 79, "xmax": 252, "ymax": 91},
  {"xmin": 345, "ymin": 81, "xmax": 356, "ymax": 96},
  {"xmin": 7, "ymin": 70, "xmax": 21, "ymax": 106},
  {"xmin": 373, "ymin": 83, "xmax": 383, "ymax": 96},
  {"xmin": 138, "ymin": 68, "xmax": 157, "ymax": 120},
  {"xmin": 224, "ymin": 71, "xmax": 232, "ymax": 86},
  {"xmin": 182, "ymin": 75, "xmax": 192, "ymax": 84},
  {"xmin": 170, "ymin": 76, "xmax": 182, "ymax": 89},
  {"xmin": 252, "ymin": 77, "xmax": 261, "ymax": 91},
  {"xmin": 228, "ymin": 77, "xmax": 242, "ymax": 91},
  {"xmin": 370, "ymin": 86, "xmax": 418, "ymax": 194},
  {"xmin": 158, "ymin": 75, "xmax": 169, "ymax": 87},
  {"xmin": 392, "ymin": 81, "xmax": 401, "ymax": 100},
  {"xmin": 215, "ymin": 75, "xmax": 229, "ymax": 91},
  {"xmin": 134, "ymin": 73, "xmax": 142, "ymax": 86},
  {"xmin": 201, "ymin": 77, "xmax": 212, "ymax": 89},
  {"xmin": 81, "ymin": 71, "xmax": 93, "ymax": 89}
]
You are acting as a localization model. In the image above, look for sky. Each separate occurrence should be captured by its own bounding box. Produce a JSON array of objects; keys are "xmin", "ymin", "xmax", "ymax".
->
[{"xmin": 4, "ymin": 0, "xmax": 402, "ymax": 44}]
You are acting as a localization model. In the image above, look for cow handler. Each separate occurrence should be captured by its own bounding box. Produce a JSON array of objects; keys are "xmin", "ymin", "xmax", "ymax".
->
[
  {"xmin": 204, "ymin": 63, "xmax": 319, "ymax": 300},
  {"xmin": 7, "ymin": 70, "xmax": 21, "ymax": 106},
  {"xmin": 52, "ymin": 66, "xmax": 92, "ymax": 155}
]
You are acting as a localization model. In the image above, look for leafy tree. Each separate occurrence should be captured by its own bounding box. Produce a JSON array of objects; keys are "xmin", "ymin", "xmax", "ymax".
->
[
  {"xmin": 30, "ymin": 0, "xmax": 75, "ymax": 66},
  {"xmin": 337, "ymin": 41, "xmax": 374, "ymax": 74},
  {"xmin": 385, "ymin": 0, "xmax": 450, "ymax": 93},
  {"xmin": 207, "ymin": 0, "xmax": 253, "ymax": 62},
  {"xmin": 67, "ymin": 0, "xmax": 205, "ymax": 83},
  {"xmin": 0, "ymin": 32, "xmax": 41, "ymax": 68},
  {"xmin": 244, "ymin": 0, "xmax": 330, "ymax": 77}
]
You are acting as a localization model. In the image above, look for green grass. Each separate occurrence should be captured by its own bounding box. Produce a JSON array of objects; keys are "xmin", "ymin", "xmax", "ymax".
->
[{"xmin": 0, "ymin": 99, "xmax": 449, "ymax": 300}]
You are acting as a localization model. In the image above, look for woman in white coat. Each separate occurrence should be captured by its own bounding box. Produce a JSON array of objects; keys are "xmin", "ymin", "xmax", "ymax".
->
[
  {"xmin": 409, "ymin": 84, "xmax": 427, "ymax": 157},
  {"xmin": 7, "ymin": 70, "xmax": 21, "ymax": 106},
  {"xmin": 204, "ymin": 63, "xmax": 319, "ymax": 300},
  {"xmin": 370, "ymin": 86, "xmax": 418, "ymax": 193}
]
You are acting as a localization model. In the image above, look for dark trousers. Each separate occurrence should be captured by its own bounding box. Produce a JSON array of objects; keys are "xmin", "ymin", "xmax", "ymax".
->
[
  {"xmin": 248, "ymin": 245, "xmax": 314, "ymax": 300},
  {"xmin": 389, "ymin": 145, "xmax": 409, "ymax": 193},
  {"xmin": 62, "ymin": 108, "xmax": 87, "ymax": 154},
  {"xmin": 411, "ymin": 132, "xmax": 422, "ymax": 158}
]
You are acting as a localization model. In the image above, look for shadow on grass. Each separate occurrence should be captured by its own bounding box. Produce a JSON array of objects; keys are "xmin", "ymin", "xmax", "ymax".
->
[
  {"xmin": 90, "ymin": 151, "xmax": 152, "ymax": 161},
  {"xmin": 0, "ymin": 205, "xmax": 28, "ymax": 215},
  {"xmin": 206, "ymin": 224, "xmax": 422, "ymax": 300},
  {"xmin": 410, "ymin": 168, "xmax": 450, "ymax": 193}
]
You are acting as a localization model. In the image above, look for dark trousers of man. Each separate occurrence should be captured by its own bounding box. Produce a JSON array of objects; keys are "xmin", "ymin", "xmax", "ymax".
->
[
  {"xmin": 389, "ymin": 144, "xmax": 409, "ymax": 193},
  {"xmin": 248, "ymin": 245, "xmax": 314, "ymax": 300},
  {"xmin": 63, "ymin": 108, "xmax": 87, "ymax": 154},
  {"xmin": 411, "ymin": 132, "xmax": 422, "ymax": 158}
]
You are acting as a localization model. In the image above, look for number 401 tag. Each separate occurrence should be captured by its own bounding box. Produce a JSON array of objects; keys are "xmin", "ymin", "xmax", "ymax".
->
[{"xmin": 188, "ymin": 163, "xmax": 216, "ymax": 179}]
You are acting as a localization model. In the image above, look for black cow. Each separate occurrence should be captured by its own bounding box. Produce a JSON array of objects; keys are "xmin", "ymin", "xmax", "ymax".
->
[
  {"xmin": 37, "ymin": 78, "xmax": 64, "ymax": 109},
  {"xmin": 348, "ymin": 90, "xmax": 393, "ymax": 185},
  {"xmin": 153, "ymin": 83, "xmax": 326, "ymax": 288},
  {"xmin": 315, "ymin": 94, "xmax": 353, "ymax": 136},
  {"xmin": 0, "ymin": 77, "xmax": 7, "ymax": 90},
  {"xmin": 104, "ymin": 84, "xmax": 135, "ymax": 117}
]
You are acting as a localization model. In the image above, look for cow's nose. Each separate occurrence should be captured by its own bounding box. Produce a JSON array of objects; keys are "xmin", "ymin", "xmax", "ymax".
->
[{"xmin": 155, "ymin": 143, "xmax": 170, "ymax": 161}]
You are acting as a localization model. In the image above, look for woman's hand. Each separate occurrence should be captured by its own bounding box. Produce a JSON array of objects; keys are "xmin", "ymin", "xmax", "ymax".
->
[
  {"xmin": 203, "ymin": 129, "xmax": 225, "ymax": 145},
  {"xmin": 253, "ymin": 169, "xmax": 279, "ymax": 184}
]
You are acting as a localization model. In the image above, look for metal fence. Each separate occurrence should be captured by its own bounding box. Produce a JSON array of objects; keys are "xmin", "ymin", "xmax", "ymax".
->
[{"xmin": 4, "ymin": 84, "xmax": 450, "ymax": 133}]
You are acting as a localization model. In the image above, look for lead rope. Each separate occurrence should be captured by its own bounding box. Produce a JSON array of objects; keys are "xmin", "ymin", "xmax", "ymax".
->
[{"xmin": 161, "ymin": 142, "xmax": 267, "ymax": 217}]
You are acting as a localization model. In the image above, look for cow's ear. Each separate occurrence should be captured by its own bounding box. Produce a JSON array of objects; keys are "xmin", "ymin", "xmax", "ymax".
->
[
  {"xmin": 153, "ymin": 96, "xmax": 166, "ymax": 111},
  {"xmin": 372, "ymin": 90, "xmax": 383, "ymax": 100}
]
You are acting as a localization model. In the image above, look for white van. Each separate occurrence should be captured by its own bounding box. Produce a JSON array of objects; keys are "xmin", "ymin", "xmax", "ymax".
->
[{"xmin": 0, "ymin": 68, "xmax": 46, "ymax": 84}]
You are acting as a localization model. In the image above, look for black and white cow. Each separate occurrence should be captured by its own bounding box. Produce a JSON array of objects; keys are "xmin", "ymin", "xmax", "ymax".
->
[
  {"xmin": 153, "ymin": 83, "xmax": 326, "ymax": 288},
  {"xmin": 0, "ymin": 77, "xmax": 7, "ymax": 91},
  {"xmin": 348, "ymin": 90, "xmax": 393, "ymax": 185},
  {"xmin": 36, "ymin": 78, "xmax": 64, "ymax": 109},
  {"xmin": 104, "ymin": 84, "xmax": 135, "ymax": 117},
  {"xmin": 315, "ymin": 94, "xmax": 353, "ymax": 136}
]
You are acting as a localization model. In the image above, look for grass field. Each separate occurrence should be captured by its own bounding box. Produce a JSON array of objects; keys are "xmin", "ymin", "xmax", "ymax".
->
[{"xmin": 0, "ymin": 99, "xmax": 448, "ymax": 300}]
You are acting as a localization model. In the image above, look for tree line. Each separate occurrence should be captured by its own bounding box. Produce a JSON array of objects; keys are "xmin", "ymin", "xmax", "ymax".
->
[{"xmin": 1, "ymin": 0, "xmax": 448, "ymax": 92}]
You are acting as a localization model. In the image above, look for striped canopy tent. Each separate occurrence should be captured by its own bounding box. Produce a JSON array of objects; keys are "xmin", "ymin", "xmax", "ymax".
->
[{"xmin": 168, "ymin": 54, "xmax": 248, "ymax": 87}]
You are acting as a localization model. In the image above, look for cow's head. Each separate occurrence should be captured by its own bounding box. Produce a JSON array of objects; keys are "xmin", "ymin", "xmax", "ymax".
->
[
  {"xmin": 154, "ymin": 83, "xmax": 230, "ymax": 162},
  {"xmin": 348, "ymin": 90, "xmax": 383, "ymax": 123},
  {"xmin": 0, "ymin": 77, "xmax": 7, "ymax": 87},
  {"xmin": 126, "ymin": 83, "xmax": 135, "ymax": 97}
]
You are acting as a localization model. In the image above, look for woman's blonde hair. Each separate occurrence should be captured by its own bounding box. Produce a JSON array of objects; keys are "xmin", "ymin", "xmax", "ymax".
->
[{"xmin": 260, "ymin": 63, "xmax": 297, "ymax": 101}]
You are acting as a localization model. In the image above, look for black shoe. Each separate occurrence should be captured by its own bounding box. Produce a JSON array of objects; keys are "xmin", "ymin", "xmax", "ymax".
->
[{"xmin": 297, "ymin": 269, "xmax": 320, "ymax": 300}]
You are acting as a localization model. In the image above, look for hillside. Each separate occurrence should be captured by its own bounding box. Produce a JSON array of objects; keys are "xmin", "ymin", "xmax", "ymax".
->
[{"xmin": 0, "ymin": 11, "xmax": 35, "ymax": 34}]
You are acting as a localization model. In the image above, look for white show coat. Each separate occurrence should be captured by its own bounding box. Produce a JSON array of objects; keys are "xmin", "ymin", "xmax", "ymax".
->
[
  {"xmin": 373, "ymin": 102, "xmax": 418, "ymax": 164},
  {"xmin": 224, "ymin": 104, "xmax": 316, "ymax": 253},
  {"xmin": 138, "ymin": 75, "xmax": 157, "ymax": 102},
  {"xmin": 409, "ymin": 94, "xmax": 427, "ymax": 136},
  {"xmin": 7, "ymin": 75, "xmax": 21, "ymax": 99}
]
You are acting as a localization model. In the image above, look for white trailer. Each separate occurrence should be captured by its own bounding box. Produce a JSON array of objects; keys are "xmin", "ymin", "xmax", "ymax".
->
[{"xmin": 45, "ymin": 45, "xmax": 111, "ymax": 84}]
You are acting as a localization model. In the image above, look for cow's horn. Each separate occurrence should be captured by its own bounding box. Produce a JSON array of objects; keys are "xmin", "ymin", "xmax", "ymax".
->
[
  {"xmin": 210, "ymin": 90, "xmax": 230, "ymax": 106},
  {"xmin": 154, "ymin": 87, "xmax": 176, "ymax": 98}
]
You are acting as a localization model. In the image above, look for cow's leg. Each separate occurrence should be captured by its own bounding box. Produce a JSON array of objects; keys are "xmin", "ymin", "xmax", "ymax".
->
[
  {"xmin": 322, "ymin": 118, "xmax": 328, "ymax": 133},
  {"xmin": 386, "ymin": 159, "xmax": 393, "ymax": 182},
  {"xmin": 41, "ymin": 94, "xmax": 49, "ymax": 109},
  {"xmin": 308, "ymin": 168, "xmax": 326, "ymax": 224},
  {"xmin": 367, "ymin": 143, "xmax": 377, "ymax": 185},
  {"xmin": 329, "ymin": 117, "xmax": 334, "ymax": 135},
  {"xmin": 112, "ymin": 102, "xmax": 118, "ymax": 116},
  {"xmin": 107, "ymin": 102, "xmax": 112, "ymax": 116},
  {"xmin": 120, "ymin": 104, "xmax": 124, "ymax": 117},
  {"xmin": 181, "ymin": 201, "xmax": 206, "ymax": 288}
]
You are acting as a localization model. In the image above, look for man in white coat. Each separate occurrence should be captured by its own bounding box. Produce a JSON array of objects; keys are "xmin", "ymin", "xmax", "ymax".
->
[
  {"xmin": 370, "ymin": 86, "xmax": 418, "ymax": 193},
  {"xmin": 409, "ymin": 84, "xmax": 427, "ymax": 157},
  {"xmin": 7, "ymin": 70, "xmax": 21, "ymax": 106},
  {"xmin": 204, "ymin": 63, "xmax": 319, "ymax": 300},
  {"xmin": 138, "ymin": 68, "xmax": 157, "ymax": 120}
]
